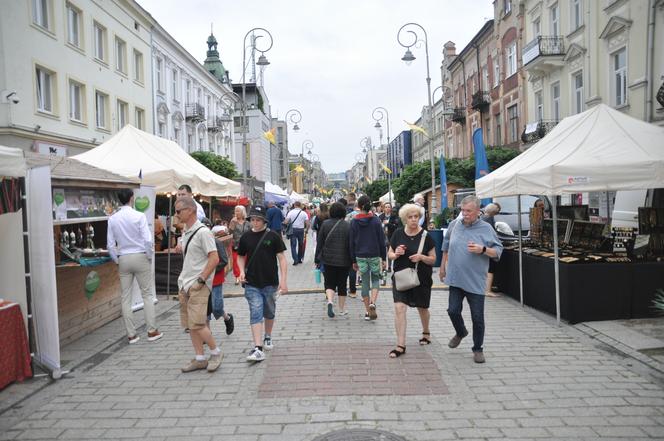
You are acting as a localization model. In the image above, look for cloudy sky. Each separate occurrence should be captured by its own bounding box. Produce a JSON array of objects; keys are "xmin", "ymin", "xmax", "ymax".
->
[{"xmin": 138, "ymin": 0, "xmax": 494, "ymax": 174}]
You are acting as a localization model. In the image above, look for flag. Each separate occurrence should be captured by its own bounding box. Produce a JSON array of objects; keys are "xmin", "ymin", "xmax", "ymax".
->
[
  {"xmin": 439, "ymin": 156, "xmax": 447, "ymax": 212},
  {"xmin": 472, "ymin": 128, "xmax": 492, "ymax": 207},
  {"xmin": 293, "ymin": 164, "xmax": 305, "ymax": 173},
  {"xmin": 263, "ymin": 128, "xmax": 276, "ymax": 144},
  {"xmin": 365, "ymin": 176, "xmax": 373, "ymax": 184},
  {"xmin": 379, "ymin": 161, "xmax": 392, "ymax": 175},
  {"xmin": 404, "ymin": 121, "xmax": 429, "ymax": 137}
]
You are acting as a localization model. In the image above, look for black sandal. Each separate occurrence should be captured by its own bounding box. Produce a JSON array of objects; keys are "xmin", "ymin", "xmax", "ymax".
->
[
  {"xmin": 419, "ymin": 332, "xmax": 431, "ymax": 345},
  {"xmin": 389, "ymin": 345, "xmax": 406, "ymax": 358}
]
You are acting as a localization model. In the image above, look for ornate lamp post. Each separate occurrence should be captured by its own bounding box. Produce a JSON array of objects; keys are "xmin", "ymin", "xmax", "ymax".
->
[
  {"xmin": 284, "ymin": 109, "xmax": 302, "ymax": 132},
  {"xmin": 398, "ymin": 22, "xmax": 436, "ymax": 215},
  {"xmin": 301, "ymin": 139, "xmax": 314, "ymax": 193},
  {"xmin": 372, "ymin": 106, "xmax": 392, "ymax": 206},
  {"xmin": 241, "ymin": 27, "xmax": 273, "ymax": 178}
]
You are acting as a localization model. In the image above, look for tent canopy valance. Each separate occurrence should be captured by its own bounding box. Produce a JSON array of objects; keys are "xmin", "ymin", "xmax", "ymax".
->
[
  {"xmin": 0, "ymin": 146, "xmax": 26, "ymax": 178},
  {"xmin": 476, "ymin": 104, "xmax": 664, "ymax": 198},
  {"xmin": 73, "ymin": 125, "xmax": 240, "ymax": 197}
]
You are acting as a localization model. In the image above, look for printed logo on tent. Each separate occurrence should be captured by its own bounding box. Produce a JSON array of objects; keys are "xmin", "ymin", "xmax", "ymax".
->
[
  {"xmin": 566, "ymin": 176, "xmax": 590, "ymax": 185},
  {"xmin": 53, "ymin": 192, "xmax": 65, "ymax": 206},
  {"xmin": 134, "ymin": 196, "xmax": 150, "ymax": 212},
  {"xmin": 85, "ymin": 271, "xmax": 101, "ymax": 300}
]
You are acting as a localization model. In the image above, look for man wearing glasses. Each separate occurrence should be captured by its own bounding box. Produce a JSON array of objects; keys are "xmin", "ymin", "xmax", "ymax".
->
[{"xmin": 175, "ymin": 197, "xmax": 222, "ymax": 372}]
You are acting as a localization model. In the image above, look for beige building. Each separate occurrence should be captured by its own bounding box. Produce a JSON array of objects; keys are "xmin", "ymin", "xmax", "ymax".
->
[{"xmin": 0, "ymin": 0, "xmax": 153, "ymax": 156}]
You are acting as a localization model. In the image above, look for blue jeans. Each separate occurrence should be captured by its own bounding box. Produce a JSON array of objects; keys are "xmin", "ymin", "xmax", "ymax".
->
[
  {"xmin": 244, "ymin": 284, "xmax": 278, "ymax": 325},
  {"xmin": 290, "ymin": 228, "xmax": 304, "ymax": 263},
  {"xmin": 447, "ymin": 286, "xmax": 485, "ymax": 352},
  {"xmin": 348, "ymin": 268, "xmax": 357, "ymax": 293},
  {"xmin": 209, "ymin": 284, "xmax": 224, "ymax": 320}
]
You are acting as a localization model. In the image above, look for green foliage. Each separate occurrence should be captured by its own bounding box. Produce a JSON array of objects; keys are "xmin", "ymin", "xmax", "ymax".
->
[
  {"xmin": 487, "ymin": 147, "xmax": 520, "ymax": 171},
  {"xmin": 364, "ymin": 179, "xmax": 389, "ymax": 202},
  {"xmin": 190, "ymin": 151, "xmax": 238, "ymax": 179},
  {"xmin": 393, "ymin": 161, "xmax": 438, "ymax": 204}
]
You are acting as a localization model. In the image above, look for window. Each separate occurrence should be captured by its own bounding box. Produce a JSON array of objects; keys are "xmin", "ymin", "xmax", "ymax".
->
[
  {"xmin": 171, "ymin": 69, "xmax": 178, "ymax": 100},
  {"xmin": 535, "ymin": 90, "xmax": 543, "ymax": 121},
  {"xmin": 612, "ymin": 48, "xmax": 627, "ymax": 106},
  {"xmin": 117, "ymin": 100, "xmax": 128, "ymax": 130},
  {"xmin": 495, "ymin": 112, "xmax": 502, "ymax": 145},
  {"xmin": 135, "ymin": 107, "xmax": 145, "ymax": 130},
  {"xmin": 174, "ymin": 127, "xmax": 180, "ymax": 142},
  {"xmin": 506, "ymin": 42, "xmax": 517, "ymax": 77},
  {"xmin": 68, "ymin": 79, "xmax": 84, "ymax": 122},
  {"xmin": 533, "ymin": 18, "xmax": 541, "ymax": 38},
  {"xmin": 482, "ymin": 65, "xmax": 488, "ymax": 91},
  {"xmin": 572, "ymin": 71, "xmax": 584, "ymax": 114},
  {"xmin": 551, "ymin": 81, "xmax": 561, "ymax": 120},
  {"xmin": 197, "ymin": 88, "xmax": 202, "ymax": 104},
  {"xmin": 115, "ymin": 37, "xmax": 127, "ymax": 74},
  {"xmin": 158, "ymin": 122, "xmax": 165, "ymax": 137},
  {"xmin": 503, "ymin": 0, "xmax": 511, "ymax": 15},
  {"xmin": 493, "ymin": 59, "xmax": 500, "ymax": 87},
  {"xmin": 95, "ymin": 91, "xmax": 109, "ymax": 129},
  {"xmin": 32, "ymin": 0, "xmax": 50, "ymax": 30},
  {"xmin": 550, "ymin": 3, "xmax": 560, "ymax": 36},
  {"xmin": 35, "ymin": 66, "xmax": 54, "ymax": 113},
  {"xmin": 508, "ymin": 105, "xmax": 518, "ymax": 143},
  {"xmin": 156, "ymin": 58, "xmax": 163, "ymax": 92},
  {"xmin": 571, "ymin": 0, "xmax": 583, "ymax": 31},
  {"xmin": 93, "ymin": 22, "xmax": 106, "ymax": 62},
  {"xmin": 187, "ymin": 132, "xmax": 193, "ymax": 150},
  {"xmin": 186, "ymin": 80, "xmax": 191, "ymax": 103},
  {"xmin": 133, "ymin": 50, "xmax": 143, "ymax": 83},
  {"xmin": 66, "ymin": 3, "xmax": 81, "ymax": 48}
]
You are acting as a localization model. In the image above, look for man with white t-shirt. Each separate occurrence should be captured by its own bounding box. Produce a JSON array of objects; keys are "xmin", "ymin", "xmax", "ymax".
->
[
  {"xmin": 177, "ymin": 184, "xmax": 205, "ymax": 221},
  {"xmin": 284, "ymin": 201, "xmax": 309, "ymax": 265}
]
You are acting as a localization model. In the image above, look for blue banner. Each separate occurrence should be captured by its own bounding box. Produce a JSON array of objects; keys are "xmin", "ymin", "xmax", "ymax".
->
[
  {"xmin": 439, "ymin": 156, "xmax": 447, "ymax": 212},
  {"xmin": 472, "ymin": 128, "xmax": 492, "ymax": 207}
]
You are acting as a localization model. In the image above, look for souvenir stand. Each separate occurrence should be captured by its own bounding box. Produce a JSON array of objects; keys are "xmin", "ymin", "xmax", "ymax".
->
[{"xmin": 477, "ymin": 104, "xmax": 664, "ymax": 324}]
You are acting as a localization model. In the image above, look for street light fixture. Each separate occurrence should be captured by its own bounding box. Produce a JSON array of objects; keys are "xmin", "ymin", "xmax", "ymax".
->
[
  {"xmin": 397, "ymin": 22, "xmax": 437, "ymax": 215},
  {"xmin": 285, "ymin": 108, "xmax": 302, "ymax": 132},
  {"xmin": 301, "ymin": 140, "xmax": 314, "ymax": 193},
  {"xmin": 372, "ymin": 106, "xmax": 392, "ymax": 206},
  {"xmin": 241, "ymin": 27, "xmax": 273, "ymax": 178}
]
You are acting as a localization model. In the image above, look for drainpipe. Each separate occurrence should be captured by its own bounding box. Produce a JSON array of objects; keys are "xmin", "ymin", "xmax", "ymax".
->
[
  {"xmin": 150, "ymin": 28, "xmax": 156, "ymax": 134},
  {"xmin": 461, "ymin": 59, "xmax": 468, "ymax": 156},
  {"xmin": 645, "ymin": 0, "xmax": 656, "ymax": 122}
]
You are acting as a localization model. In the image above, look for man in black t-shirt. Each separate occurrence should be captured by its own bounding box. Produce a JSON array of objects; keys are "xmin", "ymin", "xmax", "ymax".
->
[{"xmin": 237, "ymin": 205, "xmax": 288, "ymax": 362}]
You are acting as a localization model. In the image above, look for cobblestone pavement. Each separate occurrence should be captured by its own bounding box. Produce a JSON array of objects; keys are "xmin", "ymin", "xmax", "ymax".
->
[{"xmin": 2, "ymin": 235, "xmax": 664, "ymax": 440}]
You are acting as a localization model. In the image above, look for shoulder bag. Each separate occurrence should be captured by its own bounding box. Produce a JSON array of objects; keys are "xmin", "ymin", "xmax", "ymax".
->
[
  {"xmin": 393, "ymin": 230, "xmax": 428, "ymax": 291},
  {"xmin": 285, "ymin": 210, "xmax": 303, "ymax": 239}
]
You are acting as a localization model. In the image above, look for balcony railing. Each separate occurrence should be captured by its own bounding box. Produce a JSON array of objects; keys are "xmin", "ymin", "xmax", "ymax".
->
[
  {"xmin": 471, "ymin": 91, "xmax": 490, "ymax": 112},
  {"xmin": 522, "ymin": 36, "xmax": 565, "ymax": 66},
  {"xmin": 207, "ymin": 117, "xmax": 223, "ymax": 132},
  {"xmin": 521, "ymin": 119, "xmax": 559, "ymax": 144},
  {"xmin": 450, "ymin": 107, "xmax": 466, "ymax": 124},
  {"xmin": 185, "ymin": 103, "xmax": 205, "ymax": 123}
]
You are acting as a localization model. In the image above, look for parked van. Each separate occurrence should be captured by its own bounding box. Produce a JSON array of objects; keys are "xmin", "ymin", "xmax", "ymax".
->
[{"xmin": 612, "ymin": 189, "xmax": 664, "ymax": 230}]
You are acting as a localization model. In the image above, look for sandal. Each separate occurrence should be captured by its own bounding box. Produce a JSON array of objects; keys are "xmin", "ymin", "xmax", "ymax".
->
[
  {"xmin": 419, "ymin": 332, "xmax": 431, "ymax": 345},
  {"xmin": 389, "ymin": 345, "xmax": 406, "ymax": 358}
]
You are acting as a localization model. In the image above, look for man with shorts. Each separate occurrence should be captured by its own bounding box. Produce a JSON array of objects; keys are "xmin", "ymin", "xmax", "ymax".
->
[
  {"xmin": 238, "ymin": 205, "xmax": 288, "ymax": 362},
  {"xmin": 176, "ymin": 197, "xmax": 222, "ymax": 373}
]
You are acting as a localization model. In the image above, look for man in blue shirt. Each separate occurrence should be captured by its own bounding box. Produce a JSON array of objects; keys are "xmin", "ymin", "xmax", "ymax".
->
[
  {"xmin": 439, "ymin": 195, "xmax": 502, "ymax": 364},
  {"xmin": 266, "ymin": 201, "xmax": 284, "ymax": 234}
]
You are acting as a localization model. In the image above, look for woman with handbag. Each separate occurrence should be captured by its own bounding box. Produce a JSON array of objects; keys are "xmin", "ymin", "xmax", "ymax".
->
[
  {"xmin": 229, "ymin": 205, "xmax": 250, "ymax": 285},
  {"xmin": 387, "ymin": 203, "xmax": 436, "ymax": 358}
]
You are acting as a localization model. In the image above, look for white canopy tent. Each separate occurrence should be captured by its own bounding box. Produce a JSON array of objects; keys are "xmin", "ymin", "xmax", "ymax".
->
[
  {"xmin": 0, "ymin": 145, "xmax": 27, "ymax": 177},
  {"xmin": 73, "ymin": 125, "xmax": 240, "ymax": 196},
  {"xmin": 289, "ymin": 191, "xmax": 309, "ymax": 204},
  {"xmin": 476, "ymin": 104, "xmax": 664, "ymax": 324},
  {"xmin": 265, "ymin": 182, "xmax": 289, "ymax": 204},
  {"xmin": 379, "ymin": 190, "xmax": 394, "ymax": 204}
]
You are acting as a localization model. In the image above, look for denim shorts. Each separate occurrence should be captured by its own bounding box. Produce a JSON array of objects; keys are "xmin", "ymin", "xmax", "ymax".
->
[{"xmin": 244, "ymin": 284, "xmax": 278, "ymax": 325}]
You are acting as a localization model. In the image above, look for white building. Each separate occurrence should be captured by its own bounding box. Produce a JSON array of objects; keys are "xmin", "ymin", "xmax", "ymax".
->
[
  {"xmin": 151, "ymin": 25, "xmax": 237, "ymax": 158},
  {"xmin": 0, "ymin": 0, "xmax": 153, "ymax": 155},
  {"xmin": 233, "ymin": 83, "xmax": 273, "ymax": 182}
]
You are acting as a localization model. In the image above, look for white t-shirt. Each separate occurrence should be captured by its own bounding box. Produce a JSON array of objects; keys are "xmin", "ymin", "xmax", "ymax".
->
[{"xmin": 286, "ymin": 208, "xmax": 308, "ymax": 229}]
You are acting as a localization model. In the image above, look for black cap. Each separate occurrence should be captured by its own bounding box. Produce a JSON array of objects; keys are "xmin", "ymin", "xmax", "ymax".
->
[{"xmin": 249, "ymin": 205, "xmax": 267, "ymax": 221}]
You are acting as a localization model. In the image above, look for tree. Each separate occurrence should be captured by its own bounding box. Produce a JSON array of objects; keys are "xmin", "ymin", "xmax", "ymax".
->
[
  {"xmin": 190, "ymin": 151, "xmax": 238, "ymax": 179},
  {"xmin": 364, "ymin": 179, "xmax": 389, "ymax": 202}
]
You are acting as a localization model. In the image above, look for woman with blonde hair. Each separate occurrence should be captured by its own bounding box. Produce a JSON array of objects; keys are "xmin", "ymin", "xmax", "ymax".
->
[
  {"xmin": 387, "ymin": 203, "xmax": 436, "ymax": 358},
  {"xmin": 228, "ymin": 205, "xmax": 250, "ymax": 285}
]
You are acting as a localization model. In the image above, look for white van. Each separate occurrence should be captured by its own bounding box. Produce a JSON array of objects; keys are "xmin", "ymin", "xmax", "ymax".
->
[{"xmin": 611, "ymin": 189, "xmax": 664, "ymax": 230}]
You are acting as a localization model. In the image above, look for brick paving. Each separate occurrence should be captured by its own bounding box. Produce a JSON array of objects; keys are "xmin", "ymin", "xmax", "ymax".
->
[{"xmin": 1, "ymin": 236, "xmax": 664, "ymax": 440}]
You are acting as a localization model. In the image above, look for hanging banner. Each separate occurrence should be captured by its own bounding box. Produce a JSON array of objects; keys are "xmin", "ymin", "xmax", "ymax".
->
[
  {"xmin": 473, "ymin": 128, "xmax": 492, "ymax": 207},
  {"xmin": 439, "ymin": 156, "xmax": 448, "ymax": 212}
]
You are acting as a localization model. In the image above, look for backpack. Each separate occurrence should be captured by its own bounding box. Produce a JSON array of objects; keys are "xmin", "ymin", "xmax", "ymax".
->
[{"xmin": 214, "ymin": 238, "xmax": 229, "ymax": 272}]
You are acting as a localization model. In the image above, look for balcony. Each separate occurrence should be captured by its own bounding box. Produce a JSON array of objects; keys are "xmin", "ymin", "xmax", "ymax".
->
[
  {"xmin": 521, "ymin": 119, "xmax": 559, "ymax": 144},
  {"xmin": 450, "ymin": 107, "xmax": 466, "ymax": 124},
  {"xmin": 185, "ymin": 103, "xmax": 205, "ymax": 123},
  {"xmin": 207, "ymin": 117, "xmax": 223, "ymax": 133},
  {"xmin": 522, "ymin": 36, "xmax": 565, "ymax": 75},
  {"xmin": 471, "ymin": 91, "xmax": 490, "ymax": 112}
]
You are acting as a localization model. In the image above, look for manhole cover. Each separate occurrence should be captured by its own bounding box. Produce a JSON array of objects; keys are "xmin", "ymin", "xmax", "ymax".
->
[{"xmin": 312, "ymin": 429, "xmax": 408, "ymax": 441}]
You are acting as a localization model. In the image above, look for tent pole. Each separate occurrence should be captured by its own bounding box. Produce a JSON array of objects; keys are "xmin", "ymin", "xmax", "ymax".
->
[
  {"xmin": 517, "ymin": 195, "xmax": 523, "ymax": 307},
  {"xmin": 166, "ymin": 195, "xmax": 172, "ymax": 297},
  {"xmin": 552, "ymin": 202, "xmax": 561, "ymax": 325}
]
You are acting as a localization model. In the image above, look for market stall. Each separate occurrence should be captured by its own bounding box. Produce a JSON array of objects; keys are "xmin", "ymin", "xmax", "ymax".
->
[
  {"xmin": 477, "ymin": 104, "xmax": 664, "ymax": 324},
  {"xmin": 265, "ymin": 182, "xmax": 289, "ymax": 204}
]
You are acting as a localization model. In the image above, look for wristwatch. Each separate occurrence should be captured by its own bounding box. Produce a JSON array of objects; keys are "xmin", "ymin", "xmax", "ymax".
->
[
  {"xmin": 196, "ymin": 277, "xmax": 206, "ymax": 285},
  {"xmin": 482, "ymin": 246, "xmax": 487, "ymax": 254}
]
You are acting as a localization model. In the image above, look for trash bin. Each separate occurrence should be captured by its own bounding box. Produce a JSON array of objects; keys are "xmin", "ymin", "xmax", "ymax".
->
[{"xmin": 427, "ymin": 229, "xmax": 444, "ymax": 267}]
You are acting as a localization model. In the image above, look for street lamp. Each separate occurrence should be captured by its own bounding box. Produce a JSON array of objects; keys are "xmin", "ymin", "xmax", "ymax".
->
[
  {"xmin": 301, "ymin": 139, "xmax": 314, "ymax": 193},
  {"xmin": 397, "ymin": 22, "xmax": 437, "ymax": 215},
  {"xmin": 372, "ymin": 106, "xmax": 392, "ymax": 206},
  {"xmin": 284, "ymin": 108, "xmax": 302, "ymax": 132},
  {"xmin": 241, "ymin": 27, "xmax": 273, "ymax": 178}
]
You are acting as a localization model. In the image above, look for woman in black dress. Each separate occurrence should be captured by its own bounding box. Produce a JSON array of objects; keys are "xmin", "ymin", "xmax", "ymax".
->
[{"xmin": 387, "ymin": 204, "xmax": 436, "ymax": 358}]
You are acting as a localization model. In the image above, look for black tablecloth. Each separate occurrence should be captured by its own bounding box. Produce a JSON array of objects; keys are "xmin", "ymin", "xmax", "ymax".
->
[
  {"xmin": 494, "ymin": 249, "xmax": 664, "ymax": 323},
  {"xmin": 154, "ymin": 252, "xmax": 183, "ymax": 295}
]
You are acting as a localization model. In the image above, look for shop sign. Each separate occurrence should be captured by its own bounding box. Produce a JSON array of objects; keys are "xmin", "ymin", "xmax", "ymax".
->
[{"xmin": 34, "ymin": 141, "xmax": 68, "ymax": 157}]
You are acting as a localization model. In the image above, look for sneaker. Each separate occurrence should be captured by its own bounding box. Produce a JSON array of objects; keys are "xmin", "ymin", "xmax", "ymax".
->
[
  {"xmin": 349, "ymin": 292, "xmax": 357, "ymax": 298},
  {"xmin": 364, "ymin": 313, "xmax": 370, "ymax": 321},
  {"xmin": 263, "ymin": 337, "xmax": 274, "ymax": 351},
  {"xmin": 224, "ymin": 314, "xmax": 235, "ymax": 335},
  {"xmin": 448, "ymin": 330, "xmax": 469, "ymax": 348},
  {"xmin": 327, "ymin": 302, "xmax": 335, "ymax": 318},
  {"xmin": 147, "ymin": 330, "xmax": 163, "ymax": 342},
  {"xmin": 247, "ymin": 347, "xmax": 266, "ymax": 362},
  {"xmin": 128, "ymin": 335, "xmax": 140, "ymax": 344},
  {"xmin": 338, "ymin": 309, "xmax": 348, "ymax": 316},
  {"xmin": 368, "ymin": 303, "xmax": 377, "ymax": 320},
  {"xmin": 473, "ymin": 351, "xmax": 486, "ymax": 364},
  {"xmin": 207, "ymin": 353, "xmax": 223, "ymax": 372},
  {"xmin": 181, "ymin": 359, "xmax": 208, "ymax": 372}
]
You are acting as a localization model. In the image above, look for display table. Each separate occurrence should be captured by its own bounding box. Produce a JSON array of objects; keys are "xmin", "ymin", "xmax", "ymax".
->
[
  {"xmin": 494, "ymin": 249, "xmax": 664, "ymax": 323},
  {"xmin": 0, "ymin": 303, "xmax": 32, "ymax": 389},
  {"xmin": 154, "ymin": 252, "xmax": 183, "ymax": 295}
]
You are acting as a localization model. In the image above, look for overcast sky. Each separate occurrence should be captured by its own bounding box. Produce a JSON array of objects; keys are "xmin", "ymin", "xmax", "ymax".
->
[{"xmin": 138, "ymin": 0, "xmax": 494, "ymax": 174}]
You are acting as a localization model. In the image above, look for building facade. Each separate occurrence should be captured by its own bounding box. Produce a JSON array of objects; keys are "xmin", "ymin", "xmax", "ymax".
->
[
  {"xmin": 272, "ymin": 118, "xmax": 289, "ymax": 189},
  {"xmin": 0, "ymin": 0, "xmax": 153, "ymax": 156},
  {"xmin": 387, "ymin": 130, "xmax": 412, "ymax": 177},
  {"xmin": 233, "ymin": 83, "xmax": 273, "ymax": 182}
]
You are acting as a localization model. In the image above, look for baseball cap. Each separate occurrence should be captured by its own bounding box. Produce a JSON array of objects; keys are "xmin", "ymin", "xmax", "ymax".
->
[{"xmin": 249, "ymin": 205, "xmax": 267, "ymax": 221}]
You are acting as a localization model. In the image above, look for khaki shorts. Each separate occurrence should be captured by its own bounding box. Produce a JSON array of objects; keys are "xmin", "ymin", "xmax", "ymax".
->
[{"xmin": 179, "ymin": 283, "xmax": 210, "ymax": 330}]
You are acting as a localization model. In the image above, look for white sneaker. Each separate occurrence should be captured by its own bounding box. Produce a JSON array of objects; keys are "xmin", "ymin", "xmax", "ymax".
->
[
  {"xmin": 338, "ymin": 309, "xmax": 348, "ymax": 316},
  {"xmin": 263, "ymin": 337, "xmax": 274, "ymax": 351},
  {"xmin": 246, "ymin": 347, "xmax": 265, "ymax": 362}
]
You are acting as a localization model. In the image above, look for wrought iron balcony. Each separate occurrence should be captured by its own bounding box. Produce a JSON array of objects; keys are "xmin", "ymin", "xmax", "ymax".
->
[
  {"xmin": 207, "ymin": 117, "xmax": 223, "ymax": 132},
  {"xmin": 521, "ymin": 119, "xmax": 559, "ymax": 144},
  {"xmin": 471, "ymin": 91, "xmax": 490, "ymax": 112},
  {"xmin": 185, "ymin": 103, "xmax": 205, "ymax": 123},
  {"xmin": 522, "ymin": 36, "xmax": 565, "ymax": 73},
  {"xmin": 450, "ymin": 107, "xmax": 466, "ymax": 124}
]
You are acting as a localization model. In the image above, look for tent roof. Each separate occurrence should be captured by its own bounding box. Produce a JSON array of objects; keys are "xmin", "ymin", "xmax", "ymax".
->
[
  {"xmin": 265, "ymin": 182, "xmax": 287, "ymax": 196},
  {"xmin": 0, "ymin": 145, "xmax": 26, "ymax": 177},
  {"xmin": 26, "ymin": 153, "xmax": 139, "ymax": 187},
  {"xmin": 73, "ymin": 125, "xmax": 240, "ymax": 196},
  {"xmin": 476, "ymin": 104, "xmax": 664, "ymax": 198}
]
